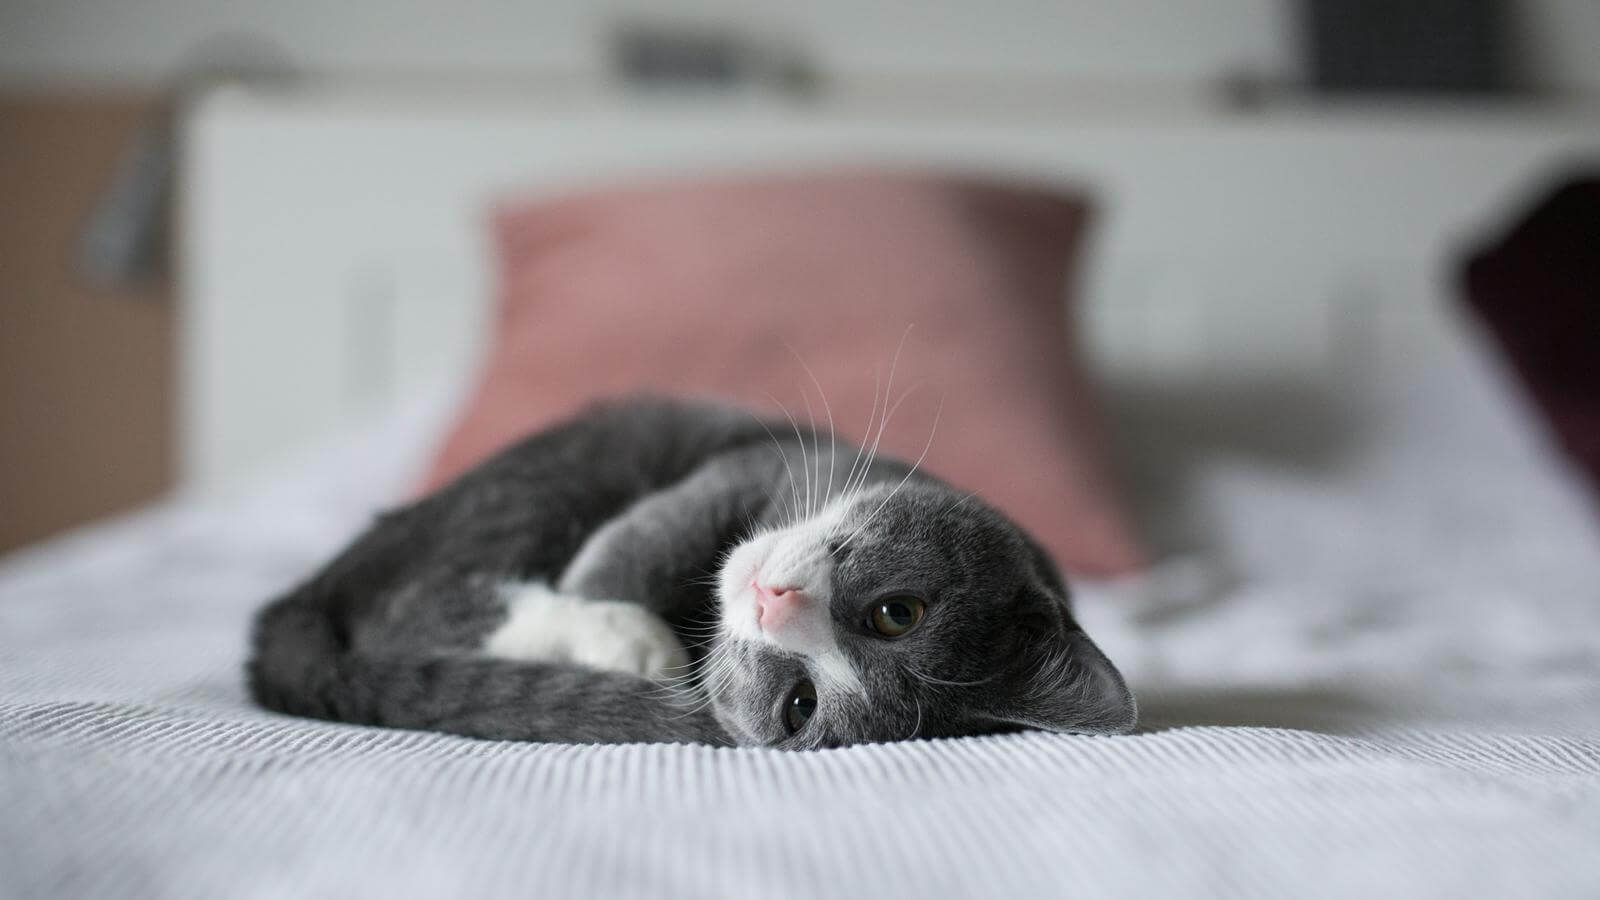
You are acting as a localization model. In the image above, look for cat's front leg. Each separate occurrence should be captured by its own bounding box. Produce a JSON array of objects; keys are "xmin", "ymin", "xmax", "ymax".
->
[
  {"xmin": 555, "ymin": 511, "xmax": 669, "ymax": 610},
  {"xmin": 556, "ymin": 446, "xmax": 784, "ymax": 614}
]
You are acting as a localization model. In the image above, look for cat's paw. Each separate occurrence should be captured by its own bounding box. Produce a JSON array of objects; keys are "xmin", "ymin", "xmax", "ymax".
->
[
  {"xmin": 566, "ymin": 601, "xmax": 690, "ymax": 679},
  {"xmin": 484, "ymin": 584, "xmax": 689, "ymax": 679}
]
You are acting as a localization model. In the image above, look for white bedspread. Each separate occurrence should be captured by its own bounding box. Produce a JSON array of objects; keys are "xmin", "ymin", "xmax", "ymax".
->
[{"xmin": 4, "ymin": 311, "xmax": 1599, "ymax": 899}]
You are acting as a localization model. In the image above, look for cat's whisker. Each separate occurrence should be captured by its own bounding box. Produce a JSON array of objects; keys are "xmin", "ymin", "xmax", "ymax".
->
[
  {"xmin": 906, "ymin": 696, "xmax": 924, "ymax": 741},
  {"xmin": 839, "ymin": 328, "xmax": 912, "ymax": 519},
  {"xmin": 670, "ymin": 692, "xmax": 719, "ymax": 720},
  {"xmin": 904, "ymin": 663, "xmax": 1001, "ymax": 689},
  {"xmin": 695, "ymin": 672, "xmax": 732, "ymax": 706},
  {"xmin": 745, "ymin": 491, "xmax": 779, "ymax": 537},
  {"xmin": 652, "ymin": 647, "xmax": 728, "ymax": 701},
  {"xmin": 761, "ymin": 390, "xmax": 813, "ymax": 528},
  {"xmin": 942, "ymin": 489, "xmax": 983, "ymax": 517},
  {"xmin": 683, "ymin": 578, "xmax": 727, "ymax": 594},
  {"xmin": 842, "ymin": 370, "xmax": 888, "ymax": 507},
  {"xmin": 744, "ymin": 409, "xmax": 804, "ymax": 527},
  {"xmin": 794, "ymin": 378, "xmax": 822, "ymax": 520},
  {"xmin": 644, "ymin": 676, "xmax": 699, "ymax": 697},
  {"xmin": 656, "ymin": 651, "xmax": 712, "ymax": 673},
  {"xmin": 670, "ymin": 652, "xmax": 739, "ymax": 719},
  {"xmin": 844, "ymin": 381, "xmax": 923, "ymax": 519},
  {"xmin": 643, "ymin": 667, "xmax": 706, "ymax": 699},
  {"xmin": 674, "ymin": 614, "xmax": 723, "ymax": 628},
  {"xmin": 840, "ymin": 366, "xmax": 882, "ymax": 507},
  {"xmin": 783, "ymin": 341, "xmax": 839, "ymax": 522},
  {"xmin": 673, "ymin": 608, "xmax": 727, "ymax": 640},
  {"xmin": 781, "ymin": 392, "xmax": 817, "ymax": 525},
  {"xmin": 673, "ymin": 616, "xmax": 719, "ymax": 632},
  {"xmin": 834, "ymin": 397, "xmax": 942, "ymax": 555},
  {"xmin": 835, "ymin": 395, "xmax": 940, "ymax": 552}
]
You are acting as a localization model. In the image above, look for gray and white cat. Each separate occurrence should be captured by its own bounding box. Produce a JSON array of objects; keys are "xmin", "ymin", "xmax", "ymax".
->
[{"xmin": 249, "ymin": 396, "xmax": 1135, "ymax": 748}]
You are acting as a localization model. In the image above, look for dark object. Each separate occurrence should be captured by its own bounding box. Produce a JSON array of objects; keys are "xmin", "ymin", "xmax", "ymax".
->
[
  {"xmin": 1302, "ymin": 0, "xmax": 1510, "ymax": 95},
  {"xmin": 1462, "ymin": 174, "xmax": 1600, "ymax": 505},
  {"xmin": 613, "ymin": 24, "xmax": 743, "ymax": 86},
  {"xmin": 75, "ymin": 34, "xmax": 297, "ymax": 290},
  {"xmin": 75, "ymin": 111, "xmax": 175, "ymax": 289},
  {"xmin": 610, "ymin": 23, "xmax": 818, "ymax": 96}
]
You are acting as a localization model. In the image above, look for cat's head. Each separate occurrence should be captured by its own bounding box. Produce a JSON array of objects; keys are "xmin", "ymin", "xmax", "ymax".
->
[{"xmin": 708, "ymin": 480, "xmax": 1135, "ymax": 748}]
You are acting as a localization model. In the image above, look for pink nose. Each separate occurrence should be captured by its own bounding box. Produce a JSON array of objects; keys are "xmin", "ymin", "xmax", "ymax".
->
[{"xmin": 753, "ymin": 581, "xmax": 808, "ymax": 632}]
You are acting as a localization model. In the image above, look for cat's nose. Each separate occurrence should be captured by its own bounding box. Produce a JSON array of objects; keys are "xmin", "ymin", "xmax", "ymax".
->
[{"xmin": 753, "ymin": 581, "xmax": 808, "ymax": 632}]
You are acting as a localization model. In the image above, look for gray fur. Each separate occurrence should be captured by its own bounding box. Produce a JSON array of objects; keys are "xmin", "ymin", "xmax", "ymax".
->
[{"xmin": 248, "ymin": 396, "xmax": 1134, "ymax": 747}]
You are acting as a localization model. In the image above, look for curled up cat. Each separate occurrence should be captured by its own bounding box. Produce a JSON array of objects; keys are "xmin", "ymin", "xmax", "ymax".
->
[{"xmin": 248, "ymin": 396, "xmax": 1136, "ymax": 749}]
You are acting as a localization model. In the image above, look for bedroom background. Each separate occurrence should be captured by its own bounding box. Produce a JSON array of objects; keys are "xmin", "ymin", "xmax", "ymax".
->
[{"xmin": 3, "ymin": 0, "xmax": 1600, "ymax": 554}]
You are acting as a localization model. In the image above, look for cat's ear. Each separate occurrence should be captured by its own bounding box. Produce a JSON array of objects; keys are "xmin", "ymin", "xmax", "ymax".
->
[{"xmin": 993, "ymin": 622, "xmax": 1137, "ymax": 736}]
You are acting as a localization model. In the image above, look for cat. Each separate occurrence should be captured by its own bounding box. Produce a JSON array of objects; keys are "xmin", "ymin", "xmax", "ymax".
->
[{"xmin": 248, "ymin": 396, "xmax": 1136, "ymax": 748}]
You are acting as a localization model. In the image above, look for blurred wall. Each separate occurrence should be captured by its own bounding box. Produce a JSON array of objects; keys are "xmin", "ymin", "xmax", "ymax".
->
[
  {"xmin": 1, "ymin": 1, "xmax": 1289, "ymax": 86},
  {"xmin": 1, "ymin": 1, "xmax": 1598, "ymax": 92}
]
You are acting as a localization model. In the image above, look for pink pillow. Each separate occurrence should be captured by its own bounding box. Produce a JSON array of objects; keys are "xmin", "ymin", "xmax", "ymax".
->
[{"xmin": 423, "ymin": 171, "xmax": 1144, "ymax": 576}]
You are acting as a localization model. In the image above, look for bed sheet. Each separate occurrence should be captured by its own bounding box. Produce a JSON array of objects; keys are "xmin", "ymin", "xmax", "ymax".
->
[{"xmin": 3, "ymin": 310, "xmax": 1599, "ymax": 899}]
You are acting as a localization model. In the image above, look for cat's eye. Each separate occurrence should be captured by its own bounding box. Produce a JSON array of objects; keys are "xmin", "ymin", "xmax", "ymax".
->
[
  {"xmin": 869, "ymin": 594, "xmax": 926, "ymax": 638},
  {"xmin": 784, "ymin": 680, "xmax": 817, "ymax": 734}
]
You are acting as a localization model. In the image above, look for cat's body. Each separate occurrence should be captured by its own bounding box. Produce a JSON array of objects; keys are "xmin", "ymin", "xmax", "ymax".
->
[{"xmin": 249, "ymin": 397, "xmax": 1135, "ymax": 748}]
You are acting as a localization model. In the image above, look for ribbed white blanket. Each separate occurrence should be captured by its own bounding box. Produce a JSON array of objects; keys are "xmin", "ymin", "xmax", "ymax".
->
[{"xmin": 4, "ymin": 317, "xmax": 1598, "ymax": 899}]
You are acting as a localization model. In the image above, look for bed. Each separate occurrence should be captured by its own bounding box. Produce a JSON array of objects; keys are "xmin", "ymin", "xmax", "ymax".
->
[{"xmin": 4, "ymin": 87, "xmax": 1600, "ymax": 898}]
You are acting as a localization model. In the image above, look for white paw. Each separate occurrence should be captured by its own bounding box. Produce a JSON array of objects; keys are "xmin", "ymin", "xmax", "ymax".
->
[
  {"xmin": 565, "ymin": 601, "xmax": 689, "ymax": 679},
  {"xmin": 484, "ymin": 583, "xmax": 689, "ymax": 679}
]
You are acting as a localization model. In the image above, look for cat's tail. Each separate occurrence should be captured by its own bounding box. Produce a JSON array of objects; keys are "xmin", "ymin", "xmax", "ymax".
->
[{"xmin": 246, "ymin": 592, "xmax": 728, "ymax": 745}]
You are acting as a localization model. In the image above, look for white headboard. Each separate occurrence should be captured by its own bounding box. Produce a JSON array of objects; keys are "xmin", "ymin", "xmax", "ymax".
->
[{"xmin": 178, "ymin": 85, "xmax": 1599, "ymax": 495}]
